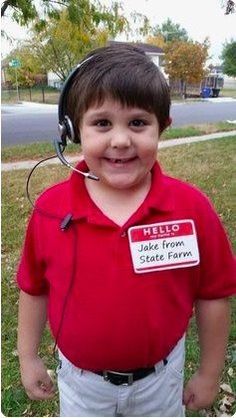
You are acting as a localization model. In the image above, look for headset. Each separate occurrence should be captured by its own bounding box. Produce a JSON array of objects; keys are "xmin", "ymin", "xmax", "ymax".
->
[
  {"xmin": 25, "ymin": 56, "xmax": 100, "ymax": 356},
  {"xmin": 54, "ymin": 56, "xmax": 99, "ymax": 181},
  {"xmin": 26, "ymin": 56, "xmax": 100, "ymax": 213}
]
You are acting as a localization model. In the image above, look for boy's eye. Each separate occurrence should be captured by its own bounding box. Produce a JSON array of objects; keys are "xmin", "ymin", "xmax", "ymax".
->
[
  {"xmin": 96, "ymin": 119, "xmax": 110, "ymax": 127},
  {"xmin": 130, "ymin": 119, "xmax": 146, "ymax": 127}
]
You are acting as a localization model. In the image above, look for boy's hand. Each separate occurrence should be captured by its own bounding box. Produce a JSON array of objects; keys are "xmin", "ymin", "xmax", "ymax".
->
[
  {"xmin": 183, "ymin": 370, "xmax": 219, "ymax": 411},
  {"xmin": 20, "ymin": 355, "xmax": 56, "ymax": 400}
]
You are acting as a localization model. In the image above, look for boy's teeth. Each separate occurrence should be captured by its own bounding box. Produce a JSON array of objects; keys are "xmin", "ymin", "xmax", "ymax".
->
[{"xmin": 109, "ymin": 158, "xmax": 132, "ymax": 163}]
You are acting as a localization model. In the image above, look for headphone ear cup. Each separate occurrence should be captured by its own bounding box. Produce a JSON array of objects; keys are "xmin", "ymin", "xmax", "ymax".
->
[
  {"xmin": 63, "ymin": 116, "xmax": 74, "ymax": 141},
  {"xmin": 65, "ymin": 116, "xmax": 81, "ymax": 143},
  {"xmin": 58, "ymin": 59, "xmax": 93, "ymax": 145},
  {"xmin": 58, "ymin": 117, "xmax": 81, "ymax": 144}
]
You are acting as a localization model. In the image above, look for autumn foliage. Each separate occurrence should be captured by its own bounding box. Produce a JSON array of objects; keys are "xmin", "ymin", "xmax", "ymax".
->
[
  {"xmin": 146, "ymin": 35, "xmax": 166, "ymax": 50},
  {"xmin": 164, "ymin": 39, "xmax": 209, "ymax": 92}
]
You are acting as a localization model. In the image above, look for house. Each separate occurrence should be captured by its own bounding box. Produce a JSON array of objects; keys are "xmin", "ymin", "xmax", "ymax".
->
[{"xmin": 47, "ymin": 71, "xmax": 63, "ymax": 89}]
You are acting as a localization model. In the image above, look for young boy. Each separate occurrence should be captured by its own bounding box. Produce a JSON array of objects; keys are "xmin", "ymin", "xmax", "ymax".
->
[{"xmin": 17, "ymin": 44, "xmax": 236, "ymax": 417}]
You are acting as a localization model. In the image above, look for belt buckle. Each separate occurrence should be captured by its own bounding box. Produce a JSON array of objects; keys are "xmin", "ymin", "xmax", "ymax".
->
[{"xmin": 103, "ymin": 370, "xmax": 134, "ymax": 386}]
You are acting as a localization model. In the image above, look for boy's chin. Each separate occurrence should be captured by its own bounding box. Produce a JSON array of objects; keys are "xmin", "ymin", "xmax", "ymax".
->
[{"xmin": 102, "ymin": 174, "xmax": 148, "ymax": 191}]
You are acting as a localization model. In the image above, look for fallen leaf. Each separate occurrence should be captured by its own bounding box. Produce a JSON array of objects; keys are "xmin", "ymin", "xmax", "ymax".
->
[
  {"xmin": 227, "ymin": 367, "xmax": 234, "ymax": 377},
  {"xmin": 220, "ymin": 383, "xmax": 233, "ymax": 394},
  {"xmin": 221, "ymin": 395, "xmax": 234, "ymax": 407},
  {"xmin": 47, "ymin": 368, "xmax": 56, "ymax": 383},
  {"xmin": 12, "ymin": 349, "xmax": 18, "ymax": 357}
]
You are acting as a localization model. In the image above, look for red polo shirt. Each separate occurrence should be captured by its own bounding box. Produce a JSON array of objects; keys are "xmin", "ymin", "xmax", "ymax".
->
[{"xmin": 17, "ymin": 161, "xmax": 236, "ymax": 371}]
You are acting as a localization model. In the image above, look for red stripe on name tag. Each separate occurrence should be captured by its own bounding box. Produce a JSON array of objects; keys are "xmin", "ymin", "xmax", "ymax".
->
[{"xmin": 130, "ymin": 221, "xmax": 193, "ymax": 242}]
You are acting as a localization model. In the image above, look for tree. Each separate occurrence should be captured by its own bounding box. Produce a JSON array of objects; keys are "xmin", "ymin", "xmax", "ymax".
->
[
  {"xmin": 2, "ymin": 0, "xmax": 235, "ymax": 25},
  {"xmin": 152, "ymin": 18, "xmax": 189, "ymax": 42},
  {"xmin": 6, "ymin": 46, "xmax": 46, "ymax": 87},
  {"xmin": 15, "ymin": 1, "xmax": 131, "ymax": 82},
  {"xmin": 1, "ymin": 0, "xmax": 65, "ymax": 23},
  {"xmin": 1, "ymin": 0, "xmax": 127, "ymax": 32},
  {"xmin": 127, "ymin": 11, "xmax": 152, "ymax": 40},
  {"xmin": 164, "ymin": 39, "xmax": 209, "ymax": 97},
  {"xmin": 145, "ymin": 34, "xmax": 165, "ymax": 50},
  {"xmin": 26, "ymin": 10, "xmax": 110, "ymax": 80},
  {"xmin": 4, "ymin": 1, "xmax": 150, "ymax": 84},
  {"xmin": 221, "ymin": 40, "xmax": 236, "ymax": 76}
]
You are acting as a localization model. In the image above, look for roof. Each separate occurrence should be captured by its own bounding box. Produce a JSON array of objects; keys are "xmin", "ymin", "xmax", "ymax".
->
[{"xmin": 108, "ymin": 40, "xmax": 163, "ymax": 54}]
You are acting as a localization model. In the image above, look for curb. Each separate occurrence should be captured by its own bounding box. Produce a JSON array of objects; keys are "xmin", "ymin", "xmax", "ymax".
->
[
  {"xmin": 2, "ymin": 131, "xmax": 236, "ymax": 172},
  {"xmin": 159, "ymin": 130, "xmax": 236, "ymax": 148}
]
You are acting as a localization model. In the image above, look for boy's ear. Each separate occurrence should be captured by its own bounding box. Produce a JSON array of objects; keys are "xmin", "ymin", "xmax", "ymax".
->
[
  {"xmin": 166, "ymin": 117, "xmax": 172, "ymax": 128},
  {"xmin": 160, "ymin": 117, "xmax": 172, "ymax": 134}
]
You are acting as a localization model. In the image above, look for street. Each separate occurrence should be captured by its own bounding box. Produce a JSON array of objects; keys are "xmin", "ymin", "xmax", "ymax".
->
[{"xmin": 1, "ymin": 98, "xmax": 236, "ymax": 146}]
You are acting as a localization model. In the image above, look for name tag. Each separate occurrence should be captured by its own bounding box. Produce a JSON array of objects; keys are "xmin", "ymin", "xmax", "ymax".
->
[{"xmin": 128, "ymin": 220, "xmax": 200, "ymax": 273}]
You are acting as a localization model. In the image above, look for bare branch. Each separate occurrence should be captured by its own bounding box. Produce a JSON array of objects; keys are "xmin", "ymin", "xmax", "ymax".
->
[{"xmin": 224, "ymin": 0, "xmax": 235, "ymax": 14}]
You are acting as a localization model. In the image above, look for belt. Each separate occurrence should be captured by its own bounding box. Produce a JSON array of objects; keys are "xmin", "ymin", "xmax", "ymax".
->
[{"xmin": 95, "ymin": 359, "xmax": 167, "ymax": 386}]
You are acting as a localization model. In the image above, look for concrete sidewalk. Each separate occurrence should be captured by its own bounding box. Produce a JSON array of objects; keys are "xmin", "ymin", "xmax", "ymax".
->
[{"xmin": 2, "ymin": 130, "xmax": 236, "ymax": 172}]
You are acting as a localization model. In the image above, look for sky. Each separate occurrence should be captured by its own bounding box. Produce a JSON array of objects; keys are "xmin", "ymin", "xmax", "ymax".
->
[{"xmin": 1, "ymin": 0, "xmax": 236, "ymax": 64}]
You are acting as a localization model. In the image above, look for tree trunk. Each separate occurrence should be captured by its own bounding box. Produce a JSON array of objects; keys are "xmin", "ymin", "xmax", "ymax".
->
[{"xmin": 180, "ymin": 79, "xmax": 187, "ymax": 99}]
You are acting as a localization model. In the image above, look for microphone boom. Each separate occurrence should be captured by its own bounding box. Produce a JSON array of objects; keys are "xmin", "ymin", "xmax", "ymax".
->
[{"xmin": 54, "ymin": 139, "xmax": 99, "ymax": 181}]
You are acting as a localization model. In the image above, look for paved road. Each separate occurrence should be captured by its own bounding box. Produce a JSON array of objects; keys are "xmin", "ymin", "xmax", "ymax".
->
[
  {"xmin": 2, "ymin": 98, "xmax": 236, "ymax": 146},
  {"xmin": 2, "ymin": 102, "xmax": 58, "ymax": 146}
]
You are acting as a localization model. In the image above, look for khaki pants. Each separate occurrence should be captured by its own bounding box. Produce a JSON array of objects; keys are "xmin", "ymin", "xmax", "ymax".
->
[{"xmin": 57, "ymin": 335, "xmax": 185, "ymax": 417}]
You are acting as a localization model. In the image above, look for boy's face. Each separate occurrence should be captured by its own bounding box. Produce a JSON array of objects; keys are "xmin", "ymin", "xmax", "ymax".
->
[{"xmin": 79, "ymin": 98, "xmax": 160, "ymax": 191}]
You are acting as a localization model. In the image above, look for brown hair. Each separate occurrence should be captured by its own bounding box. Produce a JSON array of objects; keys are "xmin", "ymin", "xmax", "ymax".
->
[{"xmin": 66, "ymin": 44, "xmax": 170, "ymax": 140}]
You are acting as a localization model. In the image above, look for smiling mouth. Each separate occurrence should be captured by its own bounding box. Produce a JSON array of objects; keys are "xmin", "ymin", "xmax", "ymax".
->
[{"xmin": 104, "ymin": 157, "xmax": 137, "ymax": 164}]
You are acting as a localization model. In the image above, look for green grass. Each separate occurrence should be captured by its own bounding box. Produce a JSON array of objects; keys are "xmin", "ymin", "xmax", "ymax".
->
[
  {"xmin": 2, "ymin": 137, "xmax": 236, "ymax": 417},
  {"xmin": 221, "ymin": 88, "xmax": 236, "ymax": 99},
  {"xmin": 1, "ymin": 141, "xmax": 80, "ymax": 163},
  {"xmin": 162, "ymin": 121, "xmax": 236, "ymax": 140},
  {"xmin": 2, "ymin": 122, "xmax": 236, "ymax": 163}
]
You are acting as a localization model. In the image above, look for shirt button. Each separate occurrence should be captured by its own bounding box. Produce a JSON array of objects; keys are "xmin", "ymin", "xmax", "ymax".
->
[{"xmin": 121, "ymin": 231, "xmax": 127, "ymax": 237}]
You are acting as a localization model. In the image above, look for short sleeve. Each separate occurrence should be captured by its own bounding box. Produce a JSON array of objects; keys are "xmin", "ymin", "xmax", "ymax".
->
[
  {"xmin": 196, "ymin": 195, "xmax": 236, "ymax": 299},
  {"xmin": 16, "ymin": 210, "xmax": 48, "ymax": 295}
]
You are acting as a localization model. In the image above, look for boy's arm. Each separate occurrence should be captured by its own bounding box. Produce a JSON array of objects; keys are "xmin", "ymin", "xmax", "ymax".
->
[
  {"xmin": 183, "ymin": 298, "xmax": 231, "ymax": 411},
  {"xmin": 17, "ymin": 290, "xmax": 55, "ymax": 400}
]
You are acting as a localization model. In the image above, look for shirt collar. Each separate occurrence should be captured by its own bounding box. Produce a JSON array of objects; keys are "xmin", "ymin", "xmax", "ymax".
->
[
  {"xmin": 69, "ymin": 160, "xmax": 174, "ymax": 222},
  {"xmin": 144, "ymin": 161, "xmax": 174, "ymax": 214},
  {"xmin": 69, "ymin": 160, "xmax": 97, "ymax": 222}
]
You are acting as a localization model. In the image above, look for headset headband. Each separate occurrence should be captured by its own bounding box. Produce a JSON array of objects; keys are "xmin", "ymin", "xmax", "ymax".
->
[{"xmin": 58, "ymin": 56, "xmax": 93, "ymax": 145}]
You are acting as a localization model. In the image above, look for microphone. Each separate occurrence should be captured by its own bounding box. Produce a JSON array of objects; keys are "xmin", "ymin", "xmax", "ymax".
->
[
  {"xmin": 60, "ymin": 213, "xmax": 73, "ymax": 231},
  {"xmin": 54, "ymin": 139, "xmax": 99, "ymax": 181}
]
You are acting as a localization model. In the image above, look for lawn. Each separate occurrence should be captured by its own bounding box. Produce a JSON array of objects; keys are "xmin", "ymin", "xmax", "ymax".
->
[
  {"xmin": 1, "ymin": 136, "xmax": 236, "ymax": 417},
  {"xmin": 221, "ymin": 88, "xmax": 236, "ymax": 99}
]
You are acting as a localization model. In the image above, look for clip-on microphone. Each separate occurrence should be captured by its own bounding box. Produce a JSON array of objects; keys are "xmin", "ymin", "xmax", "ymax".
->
[{"xmin": 54, "ymin": 139, "xmax": 99, "ymax": 181}]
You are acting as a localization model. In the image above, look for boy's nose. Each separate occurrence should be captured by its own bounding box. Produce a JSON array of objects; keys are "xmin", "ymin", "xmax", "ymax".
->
[{"xmin": 110, "ymin": 131, "xmax": 132, "ymax": 148}]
